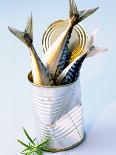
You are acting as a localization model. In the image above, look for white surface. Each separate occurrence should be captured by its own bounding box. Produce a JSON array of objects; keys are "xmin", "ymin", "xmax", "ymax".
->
[{"xmin": 44, "ymin": 102, "xmax": 116, "ymax": 155}]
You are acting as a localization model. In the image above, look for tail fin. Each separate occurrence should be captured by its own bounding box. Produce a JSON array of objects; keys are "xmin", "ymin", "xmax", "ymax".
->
[
  {"xmin": 8, "ymin": 14, "xmax": 33, "ymax": 47},
  {"xmin": 85, "ymin": 26, "xmax": 100, "ymax": 50},
  {"xmin": 87, "ymin": 46, "xmax": 108, "ymax": 57},
  {"xmin": 69, "ymin": 0, "xmax": 79, "ymax": 19},
  {"xmin": 25, "ymin": 13, "xmax": 33, "ymax": 42},
  {"xmin": 69, "ymin": 0, "xmax": 99, "ymax": 24},
  {"xmin": 86, "ymin": 27, "xmax": 108, "ymax": 57},
  {"xmin": 79, "ymin": 7, "xmax": 99, "ymax": 22}
]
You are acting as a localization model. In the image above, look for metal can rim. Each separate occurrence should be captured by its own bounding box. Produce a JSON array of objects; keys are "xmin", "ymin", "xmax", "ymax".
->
[{"xmin": 28, "ymin": 71, "xmax": 79, "ymax": 89}]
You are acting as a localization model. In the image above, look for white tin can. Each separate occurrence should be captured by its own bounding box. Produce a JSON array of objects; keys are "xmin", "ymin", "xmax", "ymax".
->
[{"xmin": 28, "ymin": 72, "xmax": 85, "ymax": 152}]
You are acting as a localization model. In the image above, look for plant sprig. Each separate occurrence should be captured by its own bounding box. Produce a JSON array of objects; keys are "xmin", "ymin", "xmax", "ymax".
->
[{"xmin": 18, "ymin": 127, "xmax": 50, "ymax": 155}]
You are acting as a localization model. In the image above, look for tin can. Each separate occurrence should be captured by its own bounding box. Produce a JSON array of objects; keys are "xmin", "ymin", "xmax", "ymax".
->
[{"xmin": 28, "ymin": 72, "xmax": 84, "ymax": 152}]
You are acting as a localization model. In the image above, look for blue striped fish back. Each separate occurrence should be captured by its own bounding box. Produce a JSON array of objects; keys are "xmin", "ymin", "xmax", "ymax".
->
[
  {"xmin": 55, "ymin": 28, "xmax": 73, "ymax": 79},
  {"xmin": 61, "ymin": 53, "xmax": 87, "ymax": 85}
]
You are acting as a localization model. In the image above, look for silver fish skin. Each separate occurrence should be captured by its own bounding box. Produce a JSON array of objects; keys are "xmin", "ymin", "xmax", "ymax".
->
[
  {"xmin": 42, "ymin": 0, "xmax": 99, "ymax": 80},
  {"xmin": 58, "ymin": 53, "xmax": 87, "ymax": 85},
  {"xmin": 8, "ymin": 15, "xmax": 53, "ymax": 86},
  {"xmin": 54, "ymin": 0, "xmax": 99, "ymax": 79},
  {"xmin": 54, "ymin": 0, "xmax": 78, "ymax": 80},
  {"xmin": 56, "ymin": 27, "xmax": 108, "ymax": 85},
  {"xmin": 42, "ymin": 19, "xmax": 73, "ymax": 79},
  {"xmin": 59, "ymin": 46, "xmax": 108, "ymax": 85},
  {"xmin": 56, "ymin": 52, "xmax": 87, "ymax": 85}
]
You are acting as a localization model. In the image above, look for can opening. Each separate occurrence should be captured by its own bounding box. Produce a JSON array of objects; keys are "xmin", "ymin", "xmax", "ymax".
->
[{"xmin": 28, "ymin": 71, "xmax": 79, "ymax": 88}]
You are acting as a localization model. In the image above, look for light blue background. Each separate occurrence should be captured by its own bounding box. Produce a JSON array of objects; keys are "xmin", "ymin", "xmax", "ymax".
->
[{"xmin": 0, "ymin": 0, "xmax": 116, "ymax": 154}]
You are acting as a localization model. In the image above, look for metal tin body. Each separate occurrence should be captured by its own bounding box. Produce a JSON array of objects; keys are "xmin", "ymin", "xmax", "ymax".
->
[{"xmin": 28, "ymin": 72, "xmax": 84, "ymax": 152}]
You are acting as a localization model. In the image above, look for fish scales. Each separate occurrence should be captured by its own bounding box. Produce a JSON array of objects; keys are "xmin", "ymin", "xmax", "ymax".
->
[
  {"xmin": 55, "ymin": 28, "xmax": 74, "ymax": 79},
  {"xmin": 42, "ymin": 0, "xmax": 98, "ymax": 81},
  {"xmin": 54, "ymin": 0, "xmax": 99, "ymax": 80},
  {"xmin": 61, "ymin": 53, "xmax": 87, "ymax": 85}
]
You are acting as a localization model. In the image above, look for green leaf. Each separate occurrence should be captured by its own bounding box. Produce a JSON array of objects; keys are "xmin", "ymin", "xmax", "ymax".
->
[
  {"xmin": 20, "ymin": 151, "xmax": 29, "ymax": 154},
  {"xmin": 36, "ymin": 149, "xmax": 43, "ymax": 155},
  {"xmin": 27, "ymin": 151, "xmax": 35, "ymax": 155},
  {"xmin": 20, "ymin": 149, "xmax": 30, "ymax": 154},
  {"xmin": 18, "ymin": 128, "xmax": 50, "ymax": 155},
  {"xmin": 37, "ymin": 138, "xmax": 50, "ymax": 150},
  {"xmin": 23, "ymin": 128, "xmax": 34, "ymax": 144},
  {"xmin": 21, "ymin": 148, "xmax": 28, "ymax": 153},
  {"xmin": 20, "ymin": 148, "xmax": 35, "ymax": 155},
  {"xmin": 33, "ymin": 138, "xmax": 36, "ymax": 143},
  {"xmin": 17, "ymin": 139, "xmax": 29, "ymax": 148}
]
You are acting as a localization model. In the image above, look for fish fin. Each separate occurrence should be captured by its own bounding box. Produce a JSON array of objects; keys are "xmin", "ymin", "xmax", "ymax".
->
[
  {"xmin": 69, "ymin": 0, "xmax": 99, "ymax": 24},
  {"xmin": 69, "ymin": 0, "xmax": 79, "ymax": 19},
  {"xmin": 8, "ymin": 26, "xmax": 28, "ymax": 45},
  {"xmin": 79, "ymin": 10, "xmax": 86, "ymax": 17},
  {"xmin": 78, "ymin": 7, "xmax": 99, "ymax": 22},
  {"xmin": 8, "ymin": 14, "xmax": 33, "ymax": 47},
  {"xmin": 85, "ymin": 26, "xmax": 100, "ymax": 50},
  {"xmin": 87, "ymin": 46, "xmax": 108, "ymax": 57},
  {"xmin": 25, "ymin": 13, "xmax": 33, "ymax": 42}
]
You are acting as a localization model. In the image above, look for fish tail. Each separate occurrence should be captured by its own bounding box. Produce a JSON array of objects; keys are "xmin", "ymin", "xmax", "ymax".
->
[
  {"xmin": 78, "ymin": 7, "xmax": 99, "ymax": 23},
  {"xmin": 69, "ymin": 0, "xmax": 99, "ymax": 25},
  {"xmin": 69, "ymin": 0, "xmax": 79, "ymax": 25},
  {"xmin": 87, "ymin": 46, "xmax": 108, "ymax": 57},
  {"xmin": 8, "ymin": 14, "xmax": 33, "ymax": 47},
  {"xmin": 69, "ymin": 0, "xmax": 79, "ymax": 18},
  {"xmin": 9, "ymin": 15, "xmax": 53, "ymax": 86},
  {"xmin": 54, "ymin": 1, "xmax": 79, "ymax": 79}
]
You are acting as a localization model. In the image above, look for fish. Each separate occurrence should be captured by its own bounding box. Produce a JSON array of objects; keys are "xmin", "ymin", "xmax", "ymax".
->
[
  {"xmin": 56, "ymin": 27, "xmax": 108, "ymax": 85},
  {"xmin": 42, "ymin": 0, "xmax": 99, "ymax": 80},
  {"xmin": 56, "ymin": 53, "xmax": 87, "ymax": 85},
  {"xmin": 68, "ymin": 23, "xmax": 99, "ymax": 63},
  {"xmin": 87, "ymin": 45, "xmax": 108, "ymax": 57},
  {"xmin": 8, "ymin": 14, "xmax": 53, "ymax": 86}
]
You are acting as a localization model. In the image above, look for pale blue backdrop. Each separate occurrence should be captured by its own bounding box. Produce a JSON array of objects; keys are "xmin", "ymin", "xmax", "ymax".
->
[{"xmin": 0, "ymin": 0, "xmax": 116, "ymax": 154}]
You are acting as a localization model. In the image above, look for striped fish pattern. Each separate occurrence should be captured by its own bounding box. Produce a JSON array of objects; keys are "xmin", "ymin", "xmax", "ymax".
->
[
  {"xmin": 54, "ymin": 0, "xmax": 99, "ymax": 79},
  {"xmin": 54, "ymin": 28, "xmax": 73, "ymax": 79},
  {"xmin": 56, "ymin": 27, "xmax": 108, "ymax": 85},
  {"xmin": 60, "ymin": 53, "xmax": 87, "ymax": 85},
  {"xmin": 8, "ymin": 1, "xmax": 107, "ymax": 87}
]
